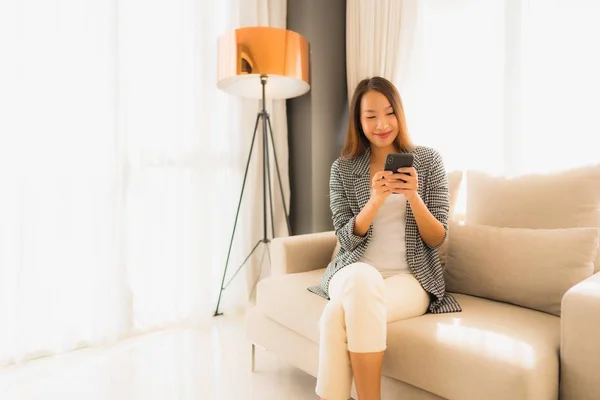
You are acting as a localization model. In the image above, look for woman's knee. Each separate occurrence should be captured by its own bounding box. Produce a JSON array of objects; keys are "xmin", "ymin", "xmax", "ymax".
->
[
  {"xmin": 319, "ymin": 300, "xmax": 343, "ymax": 328},
  {"xmin": 338, "ymin": 263, "xmax": 384, "ymax": 298}
]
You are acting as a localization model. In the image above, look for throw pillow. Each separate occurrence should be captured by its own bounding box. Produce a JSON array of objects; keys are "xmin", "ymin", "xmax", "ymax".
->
[
  {"xmin": 466, "ymin": 164, "xmax": 600, "ymax": 272},
  {"xmin": 444, "ymin": 222, "xmax": 599, "ymax": 316}
]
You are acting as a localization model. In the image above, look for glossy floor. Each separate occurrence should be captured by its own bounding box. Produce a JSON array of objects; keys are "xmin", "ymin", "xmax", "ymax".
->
[{"xmin": 0, "ymin": 311, "xmax": 317, "ymax": 400}]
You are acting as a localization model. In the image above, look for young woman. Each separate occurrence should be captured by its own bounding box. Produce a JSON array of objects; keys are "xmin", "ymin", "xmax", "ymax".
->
[{"xmin": 307, "ymin": 76, "xmax": 462, "ymax": 400}]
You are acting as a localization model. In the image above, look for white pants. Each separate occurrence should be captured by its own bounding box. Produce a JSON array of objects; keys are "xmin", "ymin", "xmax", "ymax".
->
[{"xmin": 315, "ymin": 262, "xmax": 430, "ymax": 400}]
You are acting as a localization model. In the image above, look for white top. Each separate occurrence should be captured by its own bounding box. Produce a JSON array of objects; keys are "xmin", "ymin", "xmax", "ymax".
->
[{"xmin": 358, "ymin": 192, "xmax": 411, "ymax": 278}]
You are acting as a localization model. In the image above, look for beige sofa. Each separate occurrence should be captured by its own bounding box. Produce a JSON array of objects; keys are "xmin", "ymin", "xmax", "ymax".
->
[{"xmin": 246, "ymin": 165, "xmax": 600, "ymax": 400}]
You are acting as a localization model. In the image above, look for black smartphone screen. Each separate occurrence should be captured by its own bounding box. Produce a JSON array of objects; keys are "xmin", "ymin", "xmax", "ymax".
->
[{"xmin": 384, "ymin": 153, "xmax": 414, "ymax": 173}]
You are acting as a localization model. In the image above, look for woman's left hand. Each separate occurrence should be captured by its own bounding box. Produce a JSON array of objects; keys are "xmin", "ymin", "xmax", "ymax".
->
[{"xmin": 386, "ymin": 167, "xmax": 419, "ymax": 201}]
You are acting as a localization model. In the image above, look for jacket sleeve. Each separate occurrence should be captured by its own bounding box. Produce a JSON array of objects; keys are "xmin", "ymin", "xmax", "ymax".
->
[
  {"xmin": 330, "ymin": 159, "xmax": 370, "ymax": 252},
  {"xmin": 425, "ymin": 149, "xmax": 450, "ymax": 249}
]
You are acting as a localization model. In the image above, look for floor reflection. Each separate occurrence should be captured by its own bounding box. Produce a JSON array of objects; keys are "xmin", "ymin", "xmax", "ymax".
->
[{"xmin": 0, "ymin": 313, "xmax": 316, "ymax": 400}]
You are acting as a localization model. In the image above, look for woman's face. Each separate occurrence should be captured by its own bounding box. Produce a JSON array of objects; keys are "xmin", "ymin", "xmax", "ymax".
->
[{"xmin": 359, "ymin": 90, "xmax": 398, "ymax": 150}]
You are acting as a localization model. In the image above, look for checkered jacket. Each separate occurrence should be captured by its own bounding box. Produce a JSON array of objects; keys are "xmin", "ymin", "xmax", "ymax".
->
[{"xmin": 308, "ymin": 145, "xmax": 462, "ymax": 314}]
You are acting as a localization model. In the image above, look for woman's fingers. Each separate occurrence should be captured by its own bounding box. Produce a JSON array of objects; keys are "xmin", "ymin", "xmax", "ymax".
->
[{"xmin": 373, "ymin": 170, "xmax": 394, "ymax": 181}]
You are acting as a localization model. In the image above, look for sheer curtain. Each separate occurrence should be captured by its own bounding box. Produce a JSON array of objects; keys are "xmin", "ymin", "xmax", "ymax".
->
[
  {"xmin": 0, "ymin": 0, "xmax": 287, "ymax": 368},
  {"xmin": 517, "ymin": 0, "xmax": 600, "ymax": 174},
  {"xmin": 399, "ymin": 0, "xmax": 600, "ymax": 177},
  {"xmin": 348, "ymin": 0, "xmax": 600, "ymax": 214},
  {"xmin": 346, "ymin": 0, "xmax": 419, "ymax": 100},
  {"xmin": 0, "ymin": 0, "xmax": 126, "ymax": 367}
]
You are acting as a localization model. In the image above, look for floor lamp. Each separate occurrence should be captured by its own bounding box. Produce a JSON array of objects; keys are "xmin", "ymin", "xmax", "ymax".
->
[{"xmin": 213, "ymin": 26, "xmax": 310, "ymax": 316}]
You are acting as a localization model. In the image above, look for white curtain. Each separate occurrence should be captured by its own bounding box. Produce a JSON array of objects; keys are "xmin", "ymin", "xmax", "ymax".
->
[
  {"xmin": 0, "ymin": 0, "xmax": 127, "ymax": 367},
  {"xmin": 0, "ymin": 0, "xmax": 288, "ymax": 368},
  {"xmin": 346, "ymin": 0, "xmax": 419, "ymax": 100},
  {"xmin": 347, "ymin": 0, "xmax": 600, "ymax": 214},
  {"xmin": 396, "ymin": 0, "xmax": 600, "ymax": 176}
]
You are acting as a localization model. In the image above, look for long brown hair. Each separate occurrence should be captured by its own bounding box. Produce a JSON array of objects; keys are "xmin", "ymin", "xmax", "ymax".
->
[{"xmin": 341, "ymin": 76, "xmax": 413, "ymax": 159}]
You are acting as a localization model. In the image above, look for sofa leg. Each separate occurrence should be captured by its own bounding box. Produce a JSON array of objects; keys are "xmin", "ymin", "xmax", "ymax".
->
[{"xmin": 251, "ymin": 343, "xmax": 256, "ymax": 372}]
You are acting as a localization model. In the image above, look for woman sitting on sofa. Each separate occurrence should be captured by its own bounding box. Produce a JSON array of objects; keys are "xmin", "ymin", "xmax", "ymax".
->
[{"xmin": 307, "ymin": 76, "xmax": 461, "ymax": 400}]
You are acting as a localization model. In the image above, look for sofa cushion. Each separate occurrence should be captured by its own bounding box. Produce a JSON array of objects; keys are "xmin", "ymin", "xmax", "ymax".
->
[
  {"xmin": 466, "ymin": 164, "xmax": 600, "ymax": 272},
  {"xmin": 444, "ymin": 223, "xmax": 599, "ymax": 316},
  {"xmin": 256, "ymin": 268, "xmax": 326, "ymax": 344},
  {"xmin": 258, "ymin": 271, "xmax": 561, "ymax": 400},
  {"xmin": 384, "ymin": 293, "xmax": 561, "ymax": 400},
  {"xmin": 258, "ymin": 270, "xmax": 561, "ymax": 400}
]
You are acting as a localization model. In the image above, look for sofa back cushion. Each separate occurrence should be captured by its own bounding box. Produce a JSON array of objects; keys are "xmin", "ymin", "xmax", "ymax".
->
[
  {"xmin": 444, "ymin": 222, "xmax": 599, "ymax": 316},
  {"xmin": 466, "ymin": 164, "xmax": 600, "ymax": 272}
]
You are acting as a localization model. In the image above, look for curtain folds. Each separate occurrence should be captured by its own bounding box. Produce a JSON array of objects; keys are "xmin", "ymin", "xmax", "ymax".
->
[{"xmin": 0, "ymin": 0, "xmax": 289, "ymax": 368}]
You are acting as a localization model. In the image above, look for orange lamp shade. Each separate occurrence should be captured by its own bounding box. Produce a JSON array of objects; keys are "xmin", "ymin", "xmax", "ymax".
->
[{"xmin": 217, "ymin": 26, "xmax": 310, "ymax": 100}]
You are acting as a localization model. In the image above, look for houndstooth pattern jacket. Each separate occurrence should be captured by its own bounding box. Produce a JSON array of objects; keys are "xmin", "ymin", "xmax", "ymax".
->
[{"xmin": 308, "ymin": 145, "xmax": 462, "ymax": 314}]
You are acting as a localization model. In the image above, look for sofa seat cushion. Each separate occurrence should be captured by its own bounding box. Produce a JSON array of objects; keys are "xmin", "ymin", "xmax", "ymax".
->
[
  {"xmin": 384, "ymin": 293, "xmax": 561, "ymax": 400},
  {"xmin": 256, "ymin": 268, "xmax": 327, "ymax": 343},
  {"xmin": 257, "ymin": 271, "xmax": 560, "ymax": 400}
]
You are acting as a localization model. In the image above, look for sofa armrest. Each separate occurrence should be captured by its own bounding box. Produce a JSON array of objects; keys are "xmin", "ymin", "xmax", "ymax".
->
[
  {"xmin": 560, "ymin": 271, "xmax": 600, "ymax": 400},
  {"xmin": 270, "ymin": 231, "xmax": 337, "ymax": 276}
]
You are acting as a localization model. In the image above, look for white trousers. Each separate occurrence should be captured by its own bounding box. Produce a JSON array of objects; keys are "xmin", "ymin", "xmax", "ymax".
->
[{"xmin": 315, "ymin": 262, "xmax": 430, "ymax": 400}]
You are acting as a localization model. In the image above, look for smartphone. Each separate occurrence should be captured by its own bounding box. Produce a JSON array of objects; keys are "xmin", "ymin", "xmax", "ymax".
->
[{"xmin": 384, "ymin": 153, "xmax": 414, "ymax": 174}]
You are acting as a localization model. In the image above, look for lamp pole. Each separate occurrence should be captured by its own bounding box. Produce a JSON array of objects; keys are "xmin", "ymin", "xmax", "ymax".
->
[{"xmin": 213, "ymin": 74, "xmax": 291, "ymax": 316}]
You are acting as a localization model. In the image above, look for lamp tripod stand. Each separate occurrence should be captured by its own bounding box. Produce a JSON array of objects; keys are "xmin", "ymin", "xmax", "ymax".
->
[{"xmin": 213, "ymin": 75, "xmax": 292, "ymax": 316}]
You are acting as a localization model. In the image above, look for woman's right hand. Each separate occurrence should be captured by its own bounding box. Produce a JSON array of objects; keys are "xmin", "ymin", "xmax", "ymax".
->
[
  {"xmin": 353, "ymin": 170, "xmax": 396, "ymax": 237},
  {"xmin": 370, "ymin": 170, "xmax": 395, "ymax": 206}
]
